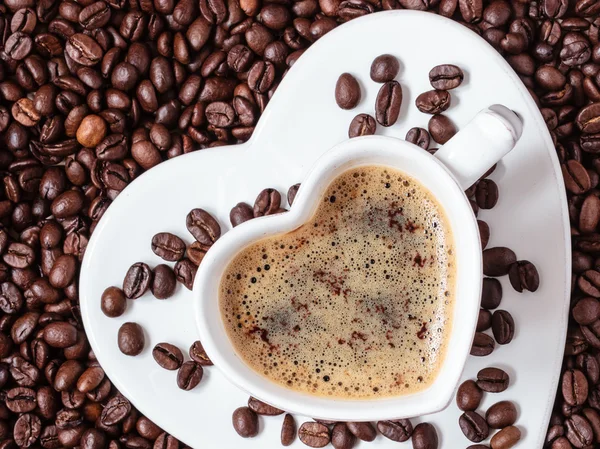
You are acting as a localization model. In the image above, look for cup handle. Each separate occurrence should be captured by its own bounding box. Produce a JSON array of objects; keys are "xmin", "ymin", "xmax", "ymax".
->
[{"xmin": 434, "ymin": 105, "xmax": 523, "ymax": 190}]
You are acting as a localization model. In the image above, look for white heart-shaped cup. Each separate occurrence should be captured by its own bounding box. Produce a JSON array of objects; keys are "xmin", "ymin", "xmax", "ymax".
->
[{"xmin": 194, "ymin": 104, "xmax": 523, "ymax": 421}]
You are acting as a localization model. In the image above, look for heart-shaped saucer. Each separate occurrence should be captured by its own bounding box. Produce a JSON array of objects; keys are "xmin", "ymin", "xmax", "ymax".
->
[{"xmin": 80, "ymin": 10, "xmax": 570, "ymax": 448}]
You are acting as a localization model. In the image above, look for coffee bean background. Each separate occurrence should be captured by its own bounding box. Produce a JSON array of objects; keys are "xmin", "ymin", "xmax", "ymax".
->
[{"xmin": 0, "ymin": 0, "xmax": 586, "ymax": 445}]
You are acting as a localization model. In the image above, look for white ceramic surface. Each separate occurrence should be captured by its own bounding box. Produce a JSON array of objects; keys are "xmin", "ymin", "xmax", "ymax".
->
[
  {"xmin": 79, "ymin": 10, "xmax": 571, "ymax": 448},
  {"xmin": 194, "ymin": 106, "xmax": 522, "ymax": 421}
]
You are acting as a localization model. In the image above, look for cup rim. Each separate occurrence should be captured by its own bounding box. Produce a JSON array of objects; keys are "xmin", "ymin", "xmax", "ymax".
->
[{"xmin": 193, "ymin": 135, "xmax": 482, "ymax": 421}]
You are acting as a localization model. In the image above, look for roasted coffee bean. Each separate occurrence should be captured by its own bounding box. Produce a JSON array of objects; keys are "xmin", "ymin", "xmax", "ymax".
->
[
  {"xmin": 412, "ymin": 422, "xmax": 438, "ymax": 449},
  {"xmin": 483, "ymin": 247, "xmax": 517, "ymax": 276},
  {"xmin": 101, "ymin": 394, "xmax": 131, "ymax": 426},
  {"xmin": 151, "ymin": 233, "xmax": 185, "ymax": 262},
  {"xmin": 187, "ymin": 241, "xmax": 209, "ymax": 266},
  {"xmin": 375, "ymin": 81, "xmax": 402, "ymax": 127},
  {"xmin": 416, "ymin": 90, "xmax": 451, "ymax": 114},
  {"xmin": 429, "ymin": 64, "xmax": 464, "ymax": 90},
  {"xmin": 298, "ymin": 421, "xmax": 330, "ymax": 447},
  {"xmin": 428, "ymin": 114, "xmax": 457, "ymax": 144},
  {"xmin": 186, "ymin": 208, "xmax": 221, "ymax": 246},
  {"xmin": 117, "ymin": 322, "xmax": 144, "ymax": 356},
  {"xmin": 254, "ymin": 188, "xmax": 281, "ymax": 217},
  {"xmin": 478, "ymin": 309, "xmax": 493, "ymax": 332},
  {"xmin": 247, "ymin": 397, "xmax": 284, "ymax": 415},
  {"xmin": 189, "ymin": 340, "xmax": 213, "ymax": 366},
  {"xmin": 482, "ymin": 277, "xmax": 502, "ymax": 309},
  {"xmin": 563, "ymin": 369, "xmax": 590, "ymax": 406},
  {"xmin": 579, "ymin": 270, "xmax": 600, "ymax": 297},
  {"xmin": 14, "ymin": 413, "xmax": 41, "ymax": 447},
  {"xmin": 151, "ymin": 264, "xmax": 176, "ymax": 299},
  {"xmin": 457, "ymin": 379, "xmax": 483, "ymax": 411},
  {"xmin": 508, "ymin": 260, "xmax": 540, "ymax": 292},
  {"xmin": 123, "ymin": 262, "xmax": 153, "ymax": 299},
  {"xmin": 101, "ymin": 286, "xmax": 126, "ymax": 318},
  {"xmin": 43, "ymin": 322, "xmax": 78, "ymax": 348},
  {"xmin": 232, "ymin": 406, "xmax": 258, "ymax": 438},
  {"xmin": 377, "ymin": 419, "xmax": 412, "ymax": 442},
  {"xmin": 406, "ymin": 127, "xmax": 431, "ymax": 149},
  {"xmin": 174, "ymin": 258, "xmax": 196, "ymax": 290},
  {"xmin": 563, "ymin": 160, "xmax": 592, "ymax": 194},
  {"xmin": 6, "ymin": 387, "xmax": 37, "ymax": 413},
  {"xmin": 371, "ymin": 54, "xmax": 400, "ymax": 83},
  {"xmin": 566, "ymin": 414, "xmax": 594, "ymax": 446},
  {"xmin": 177, "ymin": 361, "xmax": 203, "ymax": 390},
  {"xmin": 476, "ymin": 179, "xmax": 499, "ymax": 209},
  {"xmin": 460, "ymin": 411, "xmax": 489, "ymax": 442},
  {"xmin": 288, "ymin": 184, "xmax": 301, "ymax": 207},
  {"xmin": 206, "ymin": 102, "xmax": 236, "ymax": 127},
  {"xmin": 346, "ymin": 422, "xmax": 376, "ymax": 442},
  {"xmin": 335, "ymin": 73, "xmax": 361, "ymax": 110},
  {"xmin": 491, "ymin": 309, "xmax": 515, "ymax": 345},
  {"xmin": 230, "ymin": 202, "xmax": 254, "ymax": 227},
  {"xmin": 152, "ymin": 343, "xmax": 184, "ymax": 370},
  {"xmin": 490, "ymin": 426, "xmax": 521, "ymax": 449},
  {"xmin": 4, "ymin": 242, "xmax": 35, "ymax": 269},
  {"xmin": 486, "ymin": 401, "xmax": 517, "ymax": 429},
  {"xmin": 349, "ymin": 113, "xmax": 376, "ymax": 137},
  {"xmin": 471, "ymin": 332, "xmax": 495, "ymax": 356},
  {"xmin": 573, "ymin": 297, "xmax": 600, "ymax": 325},
  {"xmin": 477, "ymin": 367, "xmax": 510, "ymax": 392}
]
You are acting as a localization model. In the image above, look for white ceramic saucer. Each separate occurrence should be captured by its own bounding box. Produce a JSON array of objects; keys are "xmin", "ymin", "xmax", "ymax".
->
[{"xmin": 80, "ymin": 10, "xmax": 570, "ymax": 448}]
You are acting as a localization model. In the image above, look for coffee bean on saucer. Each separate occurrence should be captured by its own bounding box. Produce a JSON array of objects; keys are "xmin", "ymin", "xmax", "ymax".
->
[
  {"xmin": 189, "ymin": 340, "xmax": 213, "ymax": 366},
  {"xmin": 349, "ymin": 113, "xmax": 377, "ymax": 138},
  {"xmin": 428, "ymin": 114, "xmax": 456, "ymax": 144},
  {"xmin": 492, "ymin": 310, "xmax": 515, "ymax": 345},
  {"xmin": 298, "ymin": 422, "xmax": 330, "ymax": 448},
  {"xmin": 429, "ymin": 64, "xmax": 464, "ymax": 90},
  {"xmin": 478, "ymin": 220, "xmax": 490, "ymax": 249},
  {"xmin": 282, "ymin": 413, "xmax": 296, "ymax": 446},
  {"xmin": 331, "ymin": 422, "xmax": 355, "ymax": 449},
  {"xmin": 288, "ymin": 183, "xmax": 301, "ymax": 206},
  {"xmin": 370, "ymin": 54, "xmax": 399, "ymax": 83},
  {"xmin": 478, "ymin": 309, "xmax": 492, "ymax": 331},
  {"xmin": 377, "ymin": 419, "xmax": 413, "ymax": 442},
  {"xmin": 152, "ymin": 343, "xmax": 183, "ymax": 370},
  {"xmin": 471, "ymin": 332, "xmax": 495, "ymax": 356},
  {"xmin": 508, "ymin": 260, "xmax": 540, "ymax": 292},
  {"xmin": 151, "ymin": 264, "xmax": 176, "ymax": 299},
  {"xmin": 459, "ymin": 411, "xmax": 489, "ymax": 442},
  {"xmin": 486, "ymin": 401, "xmax": 518, "ymax": 429},
  {"xmin": 254, "ymin": 188, "xmax": 281, "ymax": 217},
  {"xmin": 101, "ymin": 287, "xmax": 126, "ymax": 317},
  {"xmin": 476, "ymin": 180, "xmax": 499, "ymax": 209},
  {"xmin": 118, "ymin": 322, "xmax": 144, "ymax": 356},
  {"xmin": 346, "ymin": 422, "xmax": 376, "ymax": 442},
  {"xmin": 375, "ymin": 80, "xmax": 402, "ymax": 127},
  {"xmin": 573, "ymin": 298, "xmax": 600, "ymax": 325},
  {"xmin": 232, "ymin": 406, "xmax": 258, "ymax": 438},
  {"xmin": 457, "ymin": 379, "xmax": 483, "ymax": 411},
  {"xmin": 230, "ymin": 202, "xmax": 255, "ymax": 227},
  {"xmin": 335, "ymin": 73, "xmax": 361, "ymax": 110},
  {"xmin": 151, "ymin": 232, "xmax": 186, "ymax": 262},
  {"xmin": 412, "ymin": 422, "xmax": 438, "ymax": 449},
  {"xmin": 490, "ymin": 425, "xmax": 521, "ymax": 448},
  {"xmin": 415, "ymin": 90, "xmax": 451, "ymax": 115},
  {"xmin": 248, "ymin": 397, "xmax": 284, "ymax": 415},
  {"xmin": 482, "ymin": 277, "xmax": 503, "ymax": 309},
  {"xmin": 406, "ymin": 127, "xmax": 431, "ymax": 149},
  {"xmin": 563, "ymin": 369, "xmax": 589, "ymax": 406},
  {"xmin": 177, "ymin": 361, "xmax": 203, "ymax": 390},
  {"xmin": 186, "ymin": 208, "xmax": 221, "ymax": 246},
  {"xmin": 483, "ymin": 247, "xmax": 517, "ymax": 276},
  {"xmin": 122, "ymin": 262, "xmax": 153, "ymax": 299},
  {"xmin": 174, "ymin": 258, "xmax": 197, "ymax": 290},
  {"xmin": 477, "ymin": 367, "xmax": 510, "ymax": 392}
]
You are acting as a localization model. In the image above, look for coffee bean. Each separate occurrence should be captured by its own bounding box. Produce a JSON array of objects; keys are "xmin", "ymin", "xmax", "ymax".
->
[
  {"xmin": 567, "ymin": 415, "xmax": 594, "ymax": 446},
  {"xmin": 370, "ymin": 54, "xmax": 399, "ymax": 83},
  {"xmin": 579, "ymin": 194, "xmax": 600, "ymax": 233},
  {"xmin": 6, "ymin": 387, "xmax": 37, "ymax": 413},
  {"xmin": 151, "ymin": 232, "xmax": 185, "ymax": 262},
  {"xmin": 49, "ymin": 255, "xmax": 77, "ymax": 288},
  {"xmin": 412, "ymin": 422, "xmax": 438, "ymax": 449},
  {"xmin": 281, "ymin": 413, "xmax": 296, "ymax": 446},
  {"xmin": 428, "ymin": 114, "xmax": 457, "ymax": 144},
  {"xmin": 151, "ymin": 264, "xmax": 176, "ymax": 299},
  {"xmin": 477, "ymin": 367, "xmax": 510, "ymax": 392},
  {"xmin": 186, "ymin": 208, "xmax": 221, "ymax": 246},
  {"xmin": 298, "ymin": 422, "xmax": 330, "ymax": 448},
  {"xmin": 563, "ymin": 160, "xmax": 592, "ymax": 194},
  {"xmin": 406, "ymin": 127, "xmax": 431, "ymax": 149},
  {"xmin": 486, "ymin": 401, "xmax": 517, "ymax": 429},
  {"xmin": 377, "ymin": 419, "xmax": 412, "ymax": 442},
  {"xmin": 174, "ymin": 258, "xmax": 196, "ymax": 290},
  {"xmin": 3, "ymin": 242, "xmax": 35, "ymax": 269},
  {"xmin": 14, "ymin": 413, "xmax": 41, "ymax": 447},
  {"xmin": 122, "ymin": 262, "xmax": 153, "ymax": 299},
  {"xmin": 482, "ymin": 277, "xmax": 503, "ymax": 309},
  {"xmin": 349, "ymin": 113, "xmax": 376, "ymax": 137},
  {"xmin": 573, "ymin": 297, "xmax": 600, "ymax": 325},
  {"xmin": 457, "ymin": 379, "xmax": 483, "ymax": 411},
  {"xmin": 476, "ymin": 179, "xmax": 499, "ymax": 209},
  {"xmin": 177, "ymin": 361, "xmax": 203, "ymax": 390},
  {"xmin": 43, "ymin": 322, "xmax": 78, "ymax": 348},
  {"xmin": 12, "ymin": 97, "xmax": 40, "ymax": 127},
  {"xmin": 76, "ymin": 366, "xmax": 104, "ymax": 393},
  {"xmin": 232, "ymin": 406, "xmax": 259, "ymax": 438},
  {"xmin": 579, "ymin": 269, "xmax": 600, "ymax": 297},
  {"xmin": 483, "ymin": 247, "xmax": 517, "ymax": 276},
  {"xmin": 152, "ymin": 343, "xmax": 184, "ymax": 370},
  {"xmin": 288, "ymin": 184, "xmax": 301, "ymax": 207},
  {"xmin": 460, "ymin": 411, "xmax": 489, "ymax": 442},
  {"xmin": 375, "ymin": 81, "xmax": 402, "ymax": 127},
  {"xmin": 66, "ymin": 34, "xmax": 103, "ymax": 67},
  {"xmin": 230, "ymin": 202, "xmax": 254, "ymax": 227},
  {"xmin": 101, "ymin": 394, "xmax": 131, "ymax": 426},
  {"xmin": 335, "ymin": 73, "xmax": 361, "ymax": 110},
  {"xmin": 189, "ymin": 340, "xmax": 213, "ymax": 366},
  {"xmin": 206, "ymin": 102, "xmax": 236, "ymax": 127},
  {"xmin": 248, "ymin": 61, "xmax": 275, "ymax": 93},
  {"xmin": 490, "ymin": 426, "xmax": 521, "ymax": 449},
  {"xmin": 248, "ymin": 397, "xmax": 284, "ymax": 415},
  {"xmin": 187, "ymin": 242, "xmax": 209, "ymax": 266},
  {"xmin": 76, "ymin": 115, "xmax": 107, "ymax": 148},
  {"xmin": 492, "ymin": 309, "xmax": 515, "ymax": 344},
  {"xmin": 471, "ymin": 332, "xmax": 495, "ymax": 356},
  {"xmin": 117, "ymin": 322, "xmax": 144, "ymax": 356},
  {"xmin": 101, "ymin": 287, "xmax": 126, "ymax": 318},
  {"xmin": 429, "ymin": 64, "xmax": 464, "ymax": 90},
  {"xmin": 254, "ymin": 188, "xmax": 281, "ymax": 217},
  {"xmin": 563, "ymin": 369, "xmax": 590, "ymax": 406},
  {"xmin": 478, "ymin": 309, "xmax": 492, "ymax": 331},
  {"xmin": 508, "ymin": 260, "xmax": 540, "ymax": 292},
  {"xmin": 346, "ymin": 422, "xmax": 376, "ymax": 441},
  {"xmin": 416, "ymin": 90, "xmax": 451, "ymax": 115}
]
